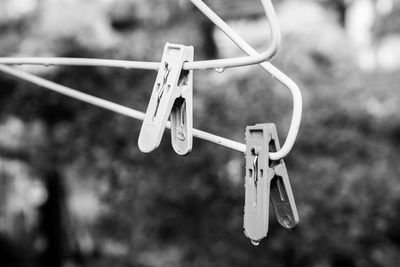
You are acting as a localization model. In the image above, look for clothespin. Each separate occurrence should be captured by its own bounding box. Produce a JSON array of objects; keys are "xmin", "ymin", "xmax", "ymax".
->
[
  {"xmin": 138, "ymin": 43, "xmax": 194, "ymax": 155},
  {"xmin": 244, "ymin": 123, "xmax": 299, "ymax": 245}
]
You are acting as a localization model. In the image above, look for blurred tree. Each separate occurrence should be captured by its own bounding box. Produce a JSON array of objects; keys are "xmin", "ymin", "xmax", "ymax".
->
[
  {"xmin": 373, "ymin": 2, "xmax": 400, "ymax": 38},
  {"xmin": 317, "ymin": 0, "xmax": 350, "ymax": 26}
]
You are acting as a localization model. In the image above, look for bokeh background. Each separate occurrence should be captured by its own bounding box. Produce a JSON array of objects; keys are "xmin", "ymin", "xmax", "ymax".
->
[{"xmin": 0, "ymin": 0, "xmax": 400, "ymax": 266}]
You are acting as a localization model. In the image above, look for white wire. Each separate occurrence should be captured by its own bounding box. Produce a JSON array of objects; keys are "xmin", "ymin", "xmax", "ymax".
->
[
  {"xmin": 258, "ymin": 65, "xmax": 302, "ymax": 160},
  {"xmin": 185, "ymin": 0, "xmax": 280, "ymax": 70},
  {"xmin": 0, "ymin": 0, "xmax": 301, "ymax": 159},
  {"xmin": 0, "ymin": 0, "xmax": 279, "ymax": 71},
  {"xmin": 0, "ymin": 65, "xmax": 246, "ymax": 153},
  {"xmin": 0, "ymin": 57, "xmax": 160, "ymax": 70},
  {"xmin": 191, "ymin": 0, "xmax": 302, "ymax": 160}
]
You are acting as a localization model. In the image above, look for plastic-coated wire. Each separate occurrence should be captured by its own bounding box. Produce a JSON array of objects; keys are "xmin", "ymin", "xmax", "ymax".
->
[
  {"xmin": 0, "ymin": 0, "xmax": 279, "ymax": 72},
  {"xmin": 0, "ymin": 57, "xmax": 160, "ymax": 70},
  {"xmin": 192, "ymin": 0, "xmax": 302, "ymax": 160},
  {"xmin": 0, "ymin": 65, "xmax": 246, "ymax": 153},
  {"xmin": 184, "ymin": 0, "xmax": 280, "ymax": 70}
]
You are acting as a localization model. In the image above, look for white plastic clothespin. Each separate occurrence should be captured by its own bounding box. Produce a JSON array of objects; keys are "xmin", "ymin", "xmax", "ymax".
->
[
  {"xmin": 138, "ymin": 43, "xmax": 194, "ymax": 155},
  {"xmin": 244, "ymin": 123, "xmax": 299, "ymax": 245}
]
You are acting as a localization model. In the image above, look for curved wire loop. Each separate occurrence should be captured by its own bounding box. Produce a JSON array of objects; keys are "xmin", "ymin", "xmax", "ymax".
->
[
  {"xmin": 183, "ymin": 0, "xmax": 280, "ymax": 70},
  {"xmin": 191, "ymin": 0, "xmax": 302, "ymax": 160}
]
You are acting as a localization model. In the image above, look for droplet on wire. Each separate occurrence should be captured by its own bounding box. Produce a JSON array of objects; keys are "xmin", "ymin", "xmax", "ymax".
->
[
  {"xmin": 215, "ymin": 67, "xmax": 225, "ymax": 73},
  {"xmin": 251, "ymin": 240, "xmax": 260, "ymax": 246}
]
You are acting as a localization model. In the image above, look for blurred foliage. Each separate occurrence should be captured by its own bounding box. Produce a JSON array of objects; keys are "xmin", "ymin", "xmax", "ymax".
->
[
  {"xmin": 0, "ymin": 1, "xmax": 400, "ymax": 267},
  {"xmin": 374, "ymin": 5, "xmax": 400, "ymax": 39}
]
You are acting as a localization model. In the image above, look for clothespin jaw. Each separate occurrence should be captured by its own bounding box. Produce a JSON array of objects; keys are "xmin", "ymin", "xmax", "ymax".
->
[
  {"xmin": 138, "ymin": 43, "xmax": 194, "ymax": 155},
  {"xmin": 170, "ymin": 49, "xmax": 194, "ymax": 155},
  {"xmin": 243, "ymin": 123, "xmax": 298, "ymax": 245},
  {"xmin": 269, "ymin": 136, "xmax": 299, "ymax": 230}
]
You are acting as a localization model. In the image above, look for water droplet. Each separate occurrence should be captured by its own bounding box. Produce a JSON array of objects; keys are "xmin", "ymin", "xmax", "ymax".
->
[
  {"xmin": 215, "ymin": 67, "xmax": 225, "ymax": 73},
  {"xmin": 251, "ymin": 240, "xmax": 260, "ymax": 246}
]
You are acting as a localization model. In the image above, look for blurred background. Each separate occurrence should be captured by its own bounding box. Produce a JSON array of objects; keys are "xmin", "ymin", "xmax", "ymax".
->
[{"xmin": 0, "ymin": 0, "xmax": 400, "ymax": 266}]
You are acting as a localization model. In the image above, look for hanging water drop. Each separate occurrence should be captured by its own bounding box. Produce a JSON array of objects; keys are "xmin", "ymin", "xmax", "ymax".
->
[
  {"xmin": 215, "ymin": 67, "xmax": 225, "ymax": 73},
  {"xmin": 251, "ymin": 240, "xmax": 260, "ymax": 246}
]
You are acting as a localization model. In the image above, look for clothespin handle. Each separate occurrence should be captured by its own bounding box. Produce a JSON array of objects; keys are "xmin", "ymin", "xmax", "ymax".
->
[{"xmin": 138, "ymin": 43, "xmax": 194, "ymax": 154}]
